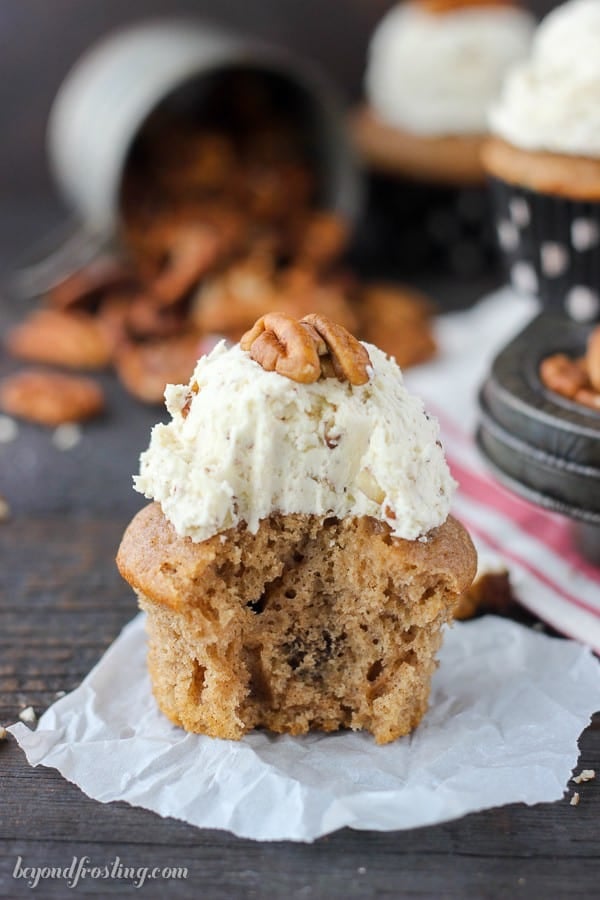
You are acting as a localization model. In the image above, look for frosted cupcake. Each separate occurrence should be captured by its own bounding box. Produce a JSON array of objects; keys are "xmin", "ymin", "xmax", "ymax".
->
[
  {"xmin": 351, "ymin": 0, "xmax": 535, "ymax": 278},
  {"xmin": 484, "ymin": 0, "xmax": 600, "ymax": 321},
  {"xmin": 117, "ymin": 313, "xmax": 476, "ymax": 744}
]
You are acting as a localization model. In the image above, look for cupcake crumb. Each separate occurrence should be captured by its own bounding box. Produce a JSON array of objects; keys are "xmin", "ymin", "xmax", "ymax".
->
[
  {"xmin": 0, "ymin": 415, "xmax": 18, "ymax": 443},
  {"xmin": 19, "ymin": 706, "xmax": 37, "ymax": 725},
  {"xmin": 573, "ymin": 769, "xmax": 595, "ymax": 784},
  {"xmin": 0, "ymin": 495, "xmax": 10, "ymax": 522},
  {"xmin": 52, "ymin": 423, "xmax": 82, "ymax": 451},
  {"xmin": 570, "ymin": 792, "xmax": 580, "ymax": 807}
]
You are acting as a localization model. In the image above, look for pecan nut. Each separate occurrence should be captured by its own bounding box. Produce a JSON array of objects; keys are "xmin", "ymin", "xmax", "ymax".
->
[
  {"xmin": 240, "ymin": 312, "xmax": 371, "ymax": 386},
  {"xmin": 360, "ymin": 283, "xmax": 437, "ymax": 369},
  {"xmin": 586, "ymin": 325, "xmax": 600, "ymax": 392},
  {"xmin": 574, "ymin": 388, "xmax": 600, "ymax": 410},
  {"xmin": 300, "ymin": 313, "xmax": 371, "ymax": 385},
  {"xmin": 539, "ymin": 354, "xmax": 589, "ymax": 399},
  {"xmin": 47, "ymin": 257, "xmax": 135, "ymax": 311},
  {"xmin": 240, "ymin": 312, "xmax": 321, "ymax": 383},
  {"xmin": 115, "ymin": 335, "xmax": 200, "ymax": 404},
  {"xmin": 191, "ymin": 258, "xmax": 278, "ymax": 338},
  {"xmin": 0, "ymin": 369, "xmax": 105, "ymax": 426},
  {"xmin": 296, "ymin": 212, "xmax": 349, "ymax": 270},
  {"xmin": 6, "ymin": 309, "xmax": 113, "ymax": 370},
  {"xmin": 152, "ymin": 224, "xmax": 221, "ymax": 307}
]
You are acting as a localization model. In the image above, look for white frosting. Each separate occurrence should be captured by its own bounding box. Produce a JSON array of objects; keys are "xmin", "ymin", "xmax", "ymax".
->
[
  {"xmin": 365, "ymin": 2, "xmax": 535, "ymax": 136},
  {"xmin": 134, "ymin": 341, "xmax": 456, "ymax": 542},
  {"xmin": 490, "ymin": 0, "xmax": 600, "ymax": 156}
]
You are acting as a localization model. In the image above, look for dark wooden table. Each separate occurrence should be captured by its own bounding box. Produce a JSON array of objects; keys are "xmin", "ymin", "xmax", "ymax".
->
[{"xmin": 1, "ymin": 203, "xmax": 599, "ymax": 899}]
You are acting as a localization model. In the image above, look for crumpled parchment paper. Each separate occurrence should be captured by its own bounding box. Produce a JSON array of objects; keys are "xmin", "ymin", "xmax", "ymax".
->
[{"xmin": 9, "ymin": 614, "xmax": 599, "ymax": 842}]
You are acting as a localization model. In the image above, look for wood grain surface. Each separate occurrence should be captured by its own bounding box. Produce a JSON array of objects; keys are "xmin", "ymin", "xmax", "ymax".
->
[
  {"xmin": 0, "ymin": 1, "xmax": 598, "ymax": 887},
  {"xmin": 0, "ymin": 227, "xmax": 599, "ymax": 896},
  {"xmin": 1, "ymin": 510, "xmax": 599, "ymax": 898}
]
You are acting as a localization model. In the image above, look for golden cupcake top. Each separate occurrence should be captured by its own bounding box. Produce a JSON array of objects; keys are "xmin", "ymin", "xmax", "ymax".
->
[{"xmin": 489, "ymin": 0, "xmax": 600, "ymax": 159}]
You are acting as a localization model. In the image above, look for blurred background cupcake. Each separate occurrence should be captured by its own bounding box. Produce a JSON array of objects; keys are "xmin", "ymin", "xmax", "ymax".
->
[
  {"xmin": 350, "ymin": 0, "xmax": 535, "ymax": 288},
  {"xmin": 484, "ymin": 0, "xmax": 600, "ymax": 322}
]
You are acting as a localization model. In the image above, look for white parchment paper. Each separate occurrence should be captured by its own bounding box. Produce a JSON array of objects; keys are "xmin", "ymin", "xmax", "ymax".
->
[{"xmin": 9, "ymin": 614, "xmax": 600, "ymax": 842}]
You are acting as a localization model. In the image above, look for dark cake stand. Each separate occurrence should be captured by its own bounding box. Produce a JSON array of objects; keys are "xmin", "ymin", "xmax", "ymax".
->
[{"xmin": 477, "ymin": 311, "xmax": 600, "ymax": 564}]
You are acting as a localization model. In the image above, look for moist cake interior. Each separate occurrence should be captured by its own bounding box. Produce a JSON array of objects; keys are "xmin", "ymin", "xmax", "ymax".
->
[{"xmin": 118, "ymin": 502, "xmax": 476, "ymax": 743}]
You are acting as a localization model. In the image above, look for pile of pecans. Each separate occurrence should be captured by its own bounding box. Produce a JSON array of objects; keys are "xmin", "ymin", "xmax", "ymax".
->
[
  {"xmin": 1, "ymin": 112, "xmax": 436, "ymax": 426},
  {"xmin": 539, "ymin": 325, "xmax": 600, "ymax": 411}
]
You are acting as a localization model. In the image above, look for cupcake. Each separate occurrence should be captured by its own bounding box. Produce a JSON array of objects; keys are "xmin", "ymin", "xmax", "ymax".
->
[
  {"xmin": 117, "ymin": 313, "xmax": 476, "ymax": 744},
  {"xmin": 484, "ymin": 0, "xmax": 600, "ymax": 321},
  {"xmin": 351, "ymin": 0, "xmax": 535, "ymax": 279}
]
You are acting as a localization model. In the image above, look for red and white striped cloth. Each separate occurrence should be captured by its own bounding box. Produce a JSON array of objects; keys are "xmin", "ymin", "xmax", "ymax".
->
[{"xmin": 405, "ymin": 288, "xmax": 600, "ymax": 653}]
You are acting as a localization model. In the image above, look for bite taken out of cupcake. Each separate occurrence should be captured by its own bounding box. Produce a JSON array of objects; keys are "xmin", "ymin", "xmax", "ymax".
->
[
  {"xmin": 117, "ymin": 313, "xmax": 476, "ymax": 745},
  {"xmin": 483, "ymin": 0, "xmax": 600, "ymax": 321}
]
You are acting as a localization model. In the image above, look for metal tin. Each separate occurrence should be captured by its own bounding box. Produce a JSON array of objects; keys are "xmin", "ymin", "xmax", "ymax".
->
[
  {"xmin": 480, "ymin": 312, "xmax": 600, "ymax": 466},
  {"xmin": 47, "ymin": 19, "xmax": 362, "ymax": 239},
  {"xmin": 477, "ymin": 311, "xmax": 600, "ymax": 564},
  {"xmin": 476, "ymin": 421, "xmax": 600, "ymax": 565},
  {"xmin": 478, "ymin": 397, "xmax": 600, "ymax": 517}
]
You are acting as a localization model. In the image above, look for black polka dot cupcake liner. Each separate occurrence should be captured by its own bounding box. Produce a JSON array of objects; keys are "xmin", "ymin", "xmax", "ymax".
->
[
  {"xmin": 489, "ymin": 177, "xmax": 600, "ymax": 323},
  {"xmin": 351, "ymin": 172, "xmax": 499, "ymax": 282}
]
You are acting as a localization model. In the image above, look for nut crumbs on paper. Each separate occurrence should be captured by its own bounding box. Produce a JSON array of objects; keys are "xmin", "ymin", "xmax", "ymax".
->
[
  {"xmin": 18, "ymin": 706, "xmax": 36, "ymax": 725},
  {"xmin": 0, "ymin": 496, "xmax": 11, "ymax": 523},
  {"xmin": 572, "ymin": 769, "xmax": 596, "ymax": 784}
]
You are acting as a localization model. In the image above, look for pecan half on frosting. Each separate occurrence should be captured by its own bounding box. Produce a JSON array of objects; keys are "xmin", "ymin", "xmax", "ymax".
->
[{"xmin": 240, "ymin": 312, "xmax": 371, "ymax": 385}]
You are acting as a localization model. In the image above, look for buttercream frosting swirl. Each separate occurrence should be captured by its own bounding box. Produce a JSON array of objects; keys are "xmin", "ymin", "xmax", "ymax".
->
[
  {"xmin": 366, "ymin": 2, "xmax": 535, "ymax": 136},
  {"xmin": 490, "ymin": 0, "xmax": 600, "ymax": 156}
]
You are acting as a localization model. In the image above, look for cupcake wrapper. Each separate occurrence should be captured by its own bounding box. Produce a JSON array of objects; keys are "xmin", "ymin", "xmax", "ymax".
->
[
  {"xmin": 352, "ymin": 173, "xmax": 498, "ymax": 281},
  {"xmin": 489, "ymin": 177, "xmax": 600, "ymax": 323}
]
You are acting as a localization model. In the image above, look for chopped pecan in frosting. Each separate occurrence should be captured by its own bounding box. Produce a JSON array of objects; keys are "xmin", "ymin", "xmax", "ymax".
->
[{"xmin": 181, "ymin": 380, "xmax": 200, "ymax": 418}]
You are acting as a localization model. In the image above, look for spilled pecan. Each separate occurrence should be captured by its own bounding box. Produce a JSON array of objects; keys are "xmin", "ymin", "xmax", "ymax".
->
[
  {"xmin": 296, "ymin": 212, "xmax": 349, "ymax": 271},
  {"xmin": 587, "ymin": 325, "xmax": 600, "ymax": 392},
  {"xmin": 115, "ymin": 335, "xmax": 200, "ymax": 405},
  {"xmin": 574, "ymin": 388, "xmax": 600, "ymax": 410},
  {"xmin": 6, "ymin": 309, "xmax": 112, "ymax": 370},
  {"xmin": 539, "ymin": 354, "xmax": 589, "ymax": 399},
  {"xmin": 152, "ymin": 224, "xmax": 221, "ymax": 306},
  {"xmin": 0, "ymin": 369, "xmax": 105, "ymax": 426},
  {"xmin": 360, "ymin": 283, "xmax": 437, "ymax": 369}
]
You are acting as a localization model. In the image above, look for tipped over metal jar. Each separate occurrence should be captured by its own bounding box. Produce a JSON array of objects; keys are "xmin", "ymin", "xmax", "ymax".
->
[{"xmin": 47, "ymin": 19, "xmax": 361, "ymax": 243}]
